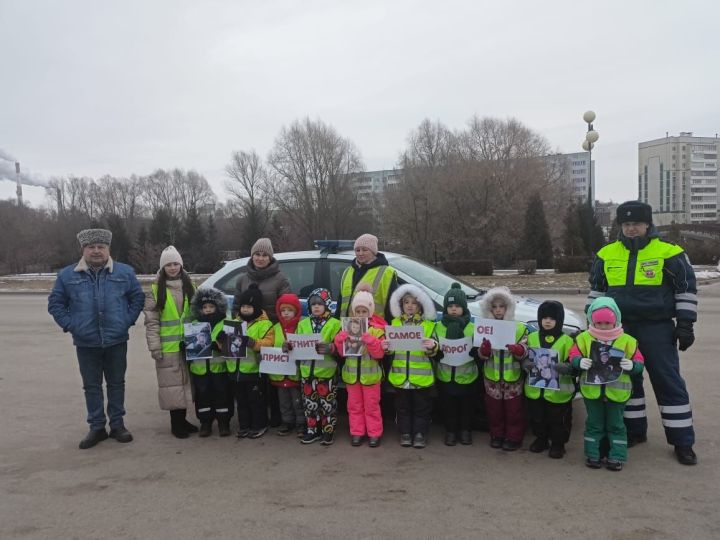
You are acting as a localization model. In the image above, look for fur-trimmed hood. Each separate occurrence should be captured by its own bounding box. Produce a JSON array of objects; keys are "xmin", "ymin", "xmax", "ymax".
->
[
  {"xmin": 190, "ymin": 287, "xmax": 228, "ymax": 319},
  {"xmin": 389, "ymin": 284, "xmax": 436, "ymax": 321},
  {"xmin": 479, "ymin": 286, "xmax": 516, "ymax": 321}
]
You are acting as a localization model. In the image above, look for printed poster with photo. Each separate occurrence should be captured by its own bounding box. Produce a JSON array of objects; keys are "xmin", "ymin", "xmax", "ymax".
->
[
  {"xmin": 341, "ymin": 317, "xmax": 368, "ymax": 357},
  {"xmin": 586, "ymin": 342, "xmax": 624, "ymax": 385},
  {"xmin": 527, "ymin": 347, "xmax": 560, "ymax": 389},
  {"xmin": 222, "ymin": 319, "xmax": 247, "ymax": 359},
  {"xmin": 183, "ymin": 321, "xmax": 213, "ymax": 361}
]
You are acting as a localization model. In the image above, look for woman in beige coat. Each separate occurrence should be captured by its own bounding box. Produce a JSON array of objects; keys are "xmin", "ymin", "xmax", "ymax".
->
[{"xmin": 144, "ymin": 246, "xmax": 198, "ymax": 438}]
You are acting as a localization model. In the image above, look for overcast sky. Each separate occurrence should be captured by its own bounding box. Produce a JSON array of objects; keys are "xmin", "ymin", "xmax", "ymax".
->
[{"xmin": 1, "ymin": 0, "xmax": 719, "ymax": 208}]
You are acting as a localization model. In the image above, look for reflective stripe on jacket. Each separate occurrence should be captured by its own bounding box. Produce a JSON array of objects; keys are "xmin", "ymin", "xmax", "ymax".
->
[
  {"xmin": 151, "ymin": 283, "xmax": 192, "ymax": 354},
  {"xmin": 297, "ymin": 317, "xmax": 342, "ymax": 379},
  {"xmin": 387, "ymin": 319, "xmax": 436, "ymax": 389},
  {"xmin": 482, "ymin": 322, "xmax": 528, "ymax": 383},
  {"xmin": 435, "ymin": 322, "xmax": 478, "ymax": 385}
]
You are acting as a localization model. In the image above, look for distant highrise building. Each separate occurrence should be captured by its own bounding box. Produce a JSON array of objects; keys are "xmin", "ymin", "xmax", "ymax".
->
[
  {"xmin": 638, "ymin": 133, "xmax": 719, "ymax": 225},
  {"xmin": 351, "ymin": 169, "xmax": 402, "ymax": 227},
  {"xmin": 545, "ymin": 151, "xmax": 595, "ymax": 206}
]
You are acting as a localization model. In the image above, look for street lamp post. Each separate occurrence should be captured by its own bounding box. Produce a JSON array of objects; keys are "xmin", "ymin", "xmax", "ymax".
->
[{"xmin": 582, "ymin": 111, "xmax": 599, "ymax": 207}]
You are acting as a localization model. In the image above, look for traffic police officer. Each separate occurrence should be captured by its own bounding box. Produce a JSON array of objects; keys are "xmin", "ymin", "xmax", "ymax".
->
[{"xmin": 587, "ymin": 201, "xmax": 698, "ymax": 465}]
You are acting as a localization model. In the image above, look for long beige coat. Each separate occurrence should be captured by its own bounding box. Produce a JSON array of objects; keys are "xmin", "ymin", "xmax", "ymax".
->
[{"xmin": 144, "ymin": 279, "xmax": 194, "ymax": 411}]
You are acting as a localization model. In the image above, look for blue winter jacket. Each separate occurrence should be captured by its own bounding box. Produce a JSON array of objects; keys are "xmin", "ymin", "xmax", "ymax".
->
[{"xmin": 48, "ymin": 258, "xmax": 145, "ymax": 348}]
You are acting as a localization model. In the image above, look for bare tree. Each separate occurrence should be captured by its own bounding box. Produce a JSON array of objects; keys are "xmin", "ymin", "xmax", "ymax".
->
[
  {"xmin": 267, "ymin": 118, "xmax": 364, "ymax": 247},
  {"xmin": 225, "ymin": 149, "xmax": 271, "ymax": 251}
]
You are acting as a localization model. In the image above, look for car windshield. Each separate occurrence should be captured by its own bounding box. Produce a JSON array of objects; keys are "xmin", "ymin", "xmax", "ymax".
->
[{"xmin": 387, "ymin": 255, "xmax": 481, "ymax": 299}]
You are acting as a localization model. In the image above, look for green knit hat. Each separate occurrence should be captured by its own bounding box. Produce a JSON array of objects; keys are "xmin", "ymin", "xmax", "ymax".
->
[
  {"xmin": 587, "ymin": 297, "xmax": 622, "ymax": 326},
  {"xmin": 444, "ymin": 283, "xmax": 468, "ymax": 313}
]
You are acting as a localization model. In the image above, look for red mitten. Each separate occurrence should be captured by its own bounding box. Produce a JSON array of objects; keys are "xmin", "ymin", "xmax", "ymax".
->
[
  {"xmin": 362, "ymin": 333, "xmax": 385, "ymax": 359},
  {"xmin": 506, "ymin": 343, "xmax": 526, "ymax": 358},
  {"xmin": 479, "ymin": 338, "xmax": 492, "ymax": 358}
]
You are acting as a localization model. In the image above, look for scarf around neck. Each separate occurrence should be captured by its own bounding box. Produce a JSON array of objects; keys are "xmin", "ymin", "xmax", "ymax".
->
[{"xmin": 588, "ymin": 325, "xmax": 624, "ymax": 342}]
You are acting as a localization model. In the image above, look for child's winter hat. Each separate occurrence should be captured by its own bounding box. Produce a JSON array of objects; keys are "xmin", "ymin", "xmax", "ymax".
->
[
  {"xmin": 443, "ymin": 283, "xmax": 468, "ymax": 313},
  {"xmin": 77, "ymin": 228, "xmax": 112, "ymax": 247},
  {"xmin": 479, "ymin": 286, "xmax": 516, "ymax": 321},
  {"xmin": 587, "ymin": 297, "xmax": 622, "ymax": 327},
  {"xmin": 251, "ymin": 237, "xmax": 274, "ymax": 257},
  {"xmin": 354, "ymin": 234, "xmax": 378, "ymax": 255},
  {"xmin": 389, "ymin": 284, "xmax": 437, "ymax": 321},
  {"xmin": 237, "ymin": 284, "xmax": 264, "ymax": 320},
  {"xmin": 308, "ymin": 287, "xmax": 333, "ymax": 312},
  {"xmin": 190, "ymin": 287, "xmax": 228, "ymax": 319},
  {"xmin": 276, "ymin": 293, "xmax": 301, "ymax": 315},
  {"xmin": 159, "ymin": 245, "xmax": 183, "ymax": 269},
  {"xmin": 537, "ymin": 300, "xmax": 565, "ymax": 338},
  {"xmin": 350, "ymin": 283, "xmax": 376, "ymax": 315}
]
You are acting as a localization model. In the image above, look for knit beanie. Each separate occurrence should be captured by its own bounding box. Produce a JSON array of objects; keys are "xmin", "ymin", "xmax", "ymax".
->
[
  {"xmin": 443, "ymin": 283, "xmax": 468, "ymax": 314},
  {"xmin": 251, "ymin": 237, "xmax": 274, "ymax": 257},
  {"xmin": 587, "ymin": 297, "xmax": 622, "ymax": 327},
  {"xmin": 77, "ymin": 228, "xmax": 112, "ymax": 247},
  {"xmin": 591, "ymin": 307, "xmax": 617, "ymax": 326},
  {"xmin": 351, "ymin": 290, "xmax": 376, "ymax": 316},
  {"xmin": 159, "ymin": 245, "xmax": 183, "ymax": 269},
  {"xmin": 236, "ymin": 284, "xmax": 264, "ymax": 321},
  {"xmin": 616, "ymin": 200, "xmax": 653, "ymax": 225},
  {"xmin": 354, "ymin": 234, "xmax": 378, "ymax": 255},
  {"xmin": 276, "ymin": 293, "xmax": 301, "ymax": 334},
  {"xmin": 537, "ymin": 300, "xmax": 565, "ymax": 339},
  {"xmin": 307, "ymin": 287, "xmax": 333, "ymax": 312}
]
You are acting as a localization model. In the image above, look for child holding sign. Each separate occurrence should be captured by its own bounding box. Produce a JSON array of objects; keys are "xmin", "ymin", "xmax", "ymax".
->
[
  {"xmin": 231, "ymin": 284, "xmax": 275, "ymax": 439},
  {"xmin": 523, "ymin": 301, "xmax": 576, "ymax": 459},
  {"xmin": 296, "ymin": 288, "xmax": 342, "ymax": 445},
  {"xmin": 570, "ymin": 297, "xmax": 644, "ymax": 471},
  {"xmin": 270, "ymin": 294, "xmax": 305, "ymax": 437},
  {"xmin": 434, "ymin": 283, "xmax": 478, "ymax": 446},
  {"xmin": 335, "ymin": 287, "xmax": 387, "ymax": 447},
  {"xmin": 384, "ymin": 284, "xmax": 438, "ymax": 449},
  {"xmin": 188, "ymin": 288, "xmax": 232, "ymax": 438},
  {"xmin": 477, "ymin": 286, "xmax": 528, "ymax": 451}
]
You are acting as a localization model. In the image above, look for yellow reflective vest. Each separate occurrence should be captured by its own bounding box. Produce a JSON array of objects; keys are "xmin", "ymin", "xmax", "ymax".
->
[
  {"xmin": 482, "ymin": 322, "xmax": 528, "ymax": 383},
  {"xmin": 268, "ymin": 322, "xmax": 300, "ymax": 384},
  {"xmin": 523, "ymin": 332, "xmax": 575, "ymax": 403},
  {"xmin": 296, "ymin": 317, "xmax": 342, "ymax": 379},
  {"xmin": 574, "ymin": 332, "xmax": 638, "ymax": 403},
  {"xmin": 387, "ymin": 319, "xmax": 437, "ymax": 389},
  {"xmin": 341, "ymin": 325, "xmax": 385, "ymax": 386},
  {"xmin": 151, "ymin": 283, "xmax": 193, "ymax": 354},
  {"xmin": 435, "ymin": 322, "xmax": 478, "ymax": 385},
  {"xmin": 225, "ymin": 318, "xmax": 273, "ymax": 376},
  {"xmin": 339, "ymin": 265, "xmax": 396, "ymax": 318}
]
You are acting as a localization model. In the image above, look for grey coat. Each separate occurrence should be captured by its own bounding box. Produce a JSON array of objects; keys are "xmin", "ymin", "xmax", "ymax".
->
[{"xmin": 233, "ymin": 258, "xmax": 291, "ymax": 323}]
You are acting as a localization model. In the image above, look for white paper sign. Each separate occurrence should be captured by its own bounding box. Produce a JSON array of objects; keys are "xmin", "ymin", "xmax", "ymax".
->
[
  {"xmin": 385, "ymin": 325, "xmax": 425, "ymax": 351},
  {"xmin": 286, "ymin": 333, "xmax": 323, "ymax": 361},
  {"xmin": 259, "ymin": 347, "xmax": 297, "ymax": 376},
  {"xmin": 473, "ymin": 318, "xmax": 518, "ymax": 349},
  {"xmin": 439, "ymin": 337, "xmax": 474, "ymax": 366}
]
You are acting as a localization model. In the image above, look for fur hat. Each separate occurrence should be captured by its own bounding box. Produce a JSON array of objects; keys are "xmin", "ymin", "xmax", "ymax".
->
[
  {"xmin": 77, "ymin": 228, "xmax": 112, "ymax": 248},
  {"xmin": 307, "ymin": 287, "xmax": 333, "ymax": 312},
  {"xmin": 389, "ymin": 284, "xmax": 436, "ymax": 321},
  {"xmin": 537, "ymin": 300, "xmax": 564, "ymax": 338},
  {"xmin": 251, "ymin": 238, "xmax": 274, "ymax": 257},
  {"xmin": 354, "ymin": 234, "xmax": 378, "ymax": 255},
  {"xmin": 443, "ymin": 282, "xmax": 468, "ymax": 313},
  {"xmin": 236, "ymin": 283, "xmax": 264, "ymax": 320},
  {"xmin": 616, "ymin": 200, "xmax": 653, "ymax": 225},
  {"xmin": 159, "ymin": 245, "xmax": 183, "ymax": 269},
  {"xmin": 351, "ymin": 283, "xmax": 376, "ymax": 315},
  {"xmin": 479, "ymin": 286, "xmax": 516, "ymax": 321},
  {"xmin": 190, "ymin": 287, "xmax": 228, "ymax": 319}
]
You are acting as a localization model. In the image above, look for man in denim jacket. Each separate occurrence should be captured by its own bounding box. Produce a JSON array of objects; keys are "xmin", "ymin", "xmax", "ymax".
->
[{"xmin": 48, "ymin": 229, "xmax": 145, "ymax": 449}]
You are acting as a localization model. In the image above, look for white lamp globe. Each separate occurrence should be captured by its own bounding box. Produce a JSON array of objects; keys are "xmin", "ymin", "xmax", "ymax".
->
[
  {"xmin": 582, "ymin": 140, "xmax": 592, "ymax": 151},
  {"xmin": 583, "ymin": 110, "xmax": 596, "ymax": 123},
  {"xmin": 586, "ymin": 130, "xmax": 600, "ymax": 143}
]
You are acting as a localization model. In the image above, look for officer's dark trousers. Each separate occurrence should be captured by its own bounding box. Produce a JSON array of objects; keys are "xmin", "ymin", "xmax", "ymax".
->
[{"xmin": 623, "ymin": 320, "xmax": 694, "ymax": 447}]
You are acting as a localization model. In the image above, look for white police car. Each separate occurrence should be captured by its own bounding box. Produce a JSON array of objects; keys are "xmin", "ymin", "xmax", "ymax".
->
[{"xmin": 201, "ymin": 240, "xmax": 585, "ymax": 333}]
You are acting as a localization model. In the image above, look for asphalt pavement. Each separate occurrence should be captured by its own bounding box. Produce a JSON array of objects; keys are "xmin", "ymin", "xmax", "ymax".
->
[{"xmin": 1, "ymin": 288, "xmax": 719, "ymax": 540}]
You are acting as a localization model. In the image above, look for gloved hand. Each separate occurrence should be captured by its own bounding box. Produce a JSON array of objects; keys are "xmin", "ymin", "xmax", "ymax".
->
[
  {"xmin": 381, "ymin": 340, "xmax": 390, "ymax": 351},
  {"xmin": 217, "ymin": 330, "xmax": 226, "ymax": 341},
  {"xmin": 675, "ymin": 320, "xmax": 695, "ymax": 351},
  {"xmin": 315, "ymin": 342, "xmax": 333, "ymax": 355},
  {"xmin": 506, "ymin": 343, "xmax": 526, "ymax": 358},
  {"xmin": 620, "ymin": 358, "xmax": 634, "ymax": 371},
  {"xmin": 335, "ymin": 331, "xmax": 349, "ymax": 343},
  {"xmin": 556, "ymin": 362, "xmax": 572, "ymax": 375},
  {"xmin": 361, "ymin": 332, "xmax": 377, "ymax": 345},
  {"xmin": 579, "ymin": 358, "xmax": 592, "ymax": 370},
  {"xmin": 479, "ymin": 338, "xmax": 492, "ymax": 358},
  {"xmin": 521, "ymin": 358, "xmax": 534, "ymax": 371},
  {"xmin": 362, "ymin": 334, "xmax": 385, "ymax": 359},
  {"xmin": 246, "ymin": 337, "xmax": 256, "ymax": 349},
  {"xmin": 151, "ymin": 350, "xmax": 163, "ymax": 362},
  {"xmin": 211, "ymin": 341, "xmax": 221, "ymax": 352},
  {"xmin": 281, "ymin": 342, "xmax": 293, "ymax": 353},
  {"xmin": 422, "ymin": 339, "xmax": 437, "ymax": 352}
]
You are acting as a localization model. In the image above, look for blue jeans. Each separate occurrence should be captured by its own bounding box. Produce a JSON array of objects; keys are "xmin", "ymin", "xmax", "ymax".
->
[{"xmin": 76, "ymin": 342, "xmax": 128, "ymax": 430}]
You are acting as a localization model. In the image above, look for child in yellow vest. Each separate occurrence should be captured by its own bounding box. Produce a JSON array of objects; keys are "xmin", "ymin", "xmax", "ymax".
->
[
  {"xmin": 569, "ymin": 297, "xmax": 645, "ymax": 471},
  {"xmin": 272, "ymin": 293, "xmax": 305, "ymax": 437},
  {"xmin": 522, "ymin": 301, "xmax": 575, "ymax": 458},
  {"xmin": 477, "ymin": 286, "xmax": 528, "ymax": 451},
  {"xmin": 334, "ymin": 287, "xmax": 387, "ymax": 447},
  {"xmin": 383, "ymin": 284, "xmax": 438, "ymax": 449},
  {"xmin": 231, "ymin": 284, "xmax": 275, "ymax": 439}
]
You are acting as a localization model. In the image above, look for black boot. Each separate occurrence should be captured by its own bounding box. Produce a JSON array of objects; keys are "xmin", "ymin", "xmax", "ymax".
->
[
  {"xmin": 170, "ymin": 410, "xmax": 189, "ymax": 439},
  {"xmin": 217, "ymin": 418, "xmax": 231, "ymax": 437},
  {"xmin": 180, "ymin": 409, "xmax": 198, "ymax": 433},
  {"xmin": 199, "ymin": 422, "xmax": 213, "ymax": 438}
]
